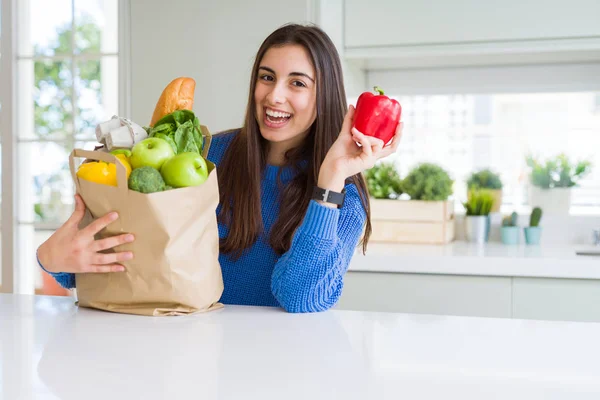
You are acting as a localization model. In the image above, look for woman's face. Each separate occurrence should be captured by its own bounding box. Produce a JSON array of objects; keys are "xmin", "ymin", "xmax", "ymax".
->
[{"xmin": 254, "ymin": 44, "xmax": 317, "ymax": 150}]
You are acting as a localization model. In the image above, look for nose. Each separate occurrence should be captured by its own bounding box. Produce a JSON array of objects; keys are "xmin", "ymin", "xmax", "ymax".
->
[{"xmin": 266, "ymin": 82, "xmax": 286, "ymax": 105}]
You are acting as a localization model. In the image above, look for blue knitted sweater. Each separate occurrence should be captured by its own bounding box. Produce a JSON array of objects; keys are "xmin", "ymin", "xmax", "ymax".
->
[{"xmin": 42, "ymin": 131, "xmax": 366, "ymax": 313}]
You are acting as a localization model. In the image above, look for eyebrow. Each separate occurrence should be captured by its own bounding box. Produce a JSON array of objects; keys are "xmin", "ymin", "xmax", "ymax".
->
[{"xmin": 258, "ymin": 66, "xmax": 315, "ymax": 83}]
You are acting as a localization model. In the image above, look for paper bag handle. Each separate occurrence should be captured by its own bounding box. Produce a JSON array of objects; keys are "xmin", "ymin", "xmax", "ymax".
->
[
  {"xmin": 200, "ymin": 125, "xmax": 212, "ymax": 159},
  {"xmin": 69, "ymin": 149, "xmax": 129, "ymax": 194}
]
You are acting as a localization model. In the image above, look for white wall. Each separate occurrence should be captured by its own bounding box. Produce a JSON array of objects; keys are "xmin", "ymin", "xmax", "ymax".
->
[{"xmin": 129, "ymin": 0, "xmax": 316, "ymax": 133}]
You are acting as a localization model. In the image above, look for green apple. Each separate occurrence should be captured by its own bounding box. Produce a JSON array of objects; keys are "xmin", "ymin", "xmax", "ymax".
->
[
  {"xmin": 130, "ymin": 138, "xmax": 175, "ymax": 170},
  {"xmin": 160, "ymin": 152, "xmax": 209, "ymax": 188}
]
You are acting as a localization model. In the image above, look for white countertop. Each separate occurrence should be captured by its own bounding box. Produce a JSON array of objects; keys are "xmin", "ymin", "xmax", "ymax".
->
[
  {"xmin": 2, "ymin": 294, "xmax": 600, "ymax": 400},
  {"xmin": 350, "ymin": 241, "xmax": 600, "ymax": 279}
]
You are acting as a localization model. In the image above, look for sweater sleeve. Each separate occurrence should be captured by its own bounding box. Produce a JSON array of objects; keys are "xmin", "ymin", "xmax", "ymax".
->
[
  {"xmin": 37, "ymin": 249, "xmax": 76, "ymax": 289},
  {"xmin": 270, "ymin": 183, "xmax": 366, "ymax": 313}
]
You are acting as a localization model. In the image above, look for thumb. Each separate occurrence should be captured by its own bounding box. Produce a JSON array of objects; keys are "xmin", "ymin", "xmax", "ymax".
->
[
  {"xmin": 340, "ymin": 105, "xmax": 356, "ymax": 136},
  {"xmin": 67, "ymin": 194, "xmax": 86, "ymax": 226}
]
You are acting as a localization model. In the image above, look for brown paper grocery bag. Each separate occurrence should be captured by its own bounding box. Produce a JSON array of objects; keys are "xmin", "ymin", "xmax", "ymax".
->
[{"xmin": 68, "ymin": 126, "xmax": 223, "ymax": 316}]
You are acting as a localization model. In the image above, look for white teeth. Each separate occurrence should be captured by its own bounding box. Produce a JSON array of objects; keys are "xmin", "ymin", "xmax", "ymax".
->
[{"xmin": 266, "ymin": 109, "xmax": 291, "ymax": 118}]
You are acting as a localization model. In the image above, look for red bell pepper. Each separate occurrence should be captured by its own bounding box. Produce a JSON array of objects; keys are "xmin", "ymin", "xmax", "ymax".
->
[{"xmin": 352, "ymin": 86, "xmax": 401, "ymax": 145}]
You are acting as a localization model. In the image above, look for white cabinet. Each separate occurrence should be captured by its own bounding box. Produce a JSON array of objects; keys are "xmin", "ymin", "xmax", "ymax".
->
[
  {"xmin": 337, "ymin": 271, "xmax": 600, "ymax": 322},
  {"xmin": 344, "ymin": 0, "xmax": 600, "ymax": 49},
  {"xmin": 337, "ymin": 272, "xmax": 512, "ymax": 318},
  {"xmin": 512, "ymin": 278, "xmax": 600, "ymax": 323}
]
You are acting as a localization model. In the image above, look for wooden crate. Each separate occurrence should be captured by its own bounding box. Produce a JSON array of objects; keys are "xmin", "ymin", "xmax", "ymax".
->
[{"xmin": 370, "ymin": 199, "xmax": 455, "ymax": 244}]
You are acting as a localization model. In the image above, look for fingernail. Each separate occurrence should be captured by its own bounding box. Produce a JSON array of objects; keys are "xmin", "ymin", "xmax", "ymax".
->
[
  {"xmin": 110, "ymin": 212, "xmax": 119, "ymax": 220},
  {"xmin": 118, "ymin": 266, "xmax": 126, "ymax": 272},
  {"xmin": 126, "ymin": 252, "xmax": 134, "ymax": 259},
  {"xmin": 125, "ymin": 234, "xmax": 134, "ymax": 242}
]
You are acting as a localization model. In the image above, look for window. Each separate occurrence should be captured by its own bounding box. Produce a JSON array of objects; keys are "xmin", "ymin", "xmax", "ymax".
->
[
  {"xmin": 1, "ymin": 0, "xmax": 120, "ymax": 294},
  {"xmin": 358, "ymin": 64, "xmax": 600, "ymax": 215}
]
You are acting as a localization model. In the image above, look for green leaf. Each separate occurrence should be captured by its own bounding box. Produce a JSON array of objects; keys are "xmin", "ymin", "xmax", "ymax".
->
[
  {"xmin": 365, "ymin": 162, "xmax": 403, "ymax": 199},
  {"xmin": 464, "ymin": 189, "xmax": 495, "ymax": 216},
  {"xmin": 154, "ymin": 133, "xmax": 178, "ymax": 154},
  {"xmin": 174, "ymin": 120, "xmax": 200, "ymax": 154},
  {"xmin": 149, "ymin": 122, "xmax": 175, "ymax": 137},
  {"xmin": 467, "ymin": 168, "xmax": 503, "ymax": 190},
  {"xmin": 150, "ymin": 110, "xmax": 203, "ymax": 155},
  {"xmin": 402, "ymin": 163, "xmax": 453, "ymax": 201},
  {"xmin": 192, "ymin": 118, "xmax": 204, "ymax": 153},
  {"xmin": 527, "ymin": 154, "xmax": 592, "ymax": 188}
]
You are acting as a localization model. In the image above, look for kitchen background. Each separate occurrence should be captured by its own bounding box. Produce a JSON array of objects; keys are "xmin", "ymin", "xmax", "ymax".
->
[{"xmin": 1, "ymin": 0, "xmax": 599, "ymax": 321}]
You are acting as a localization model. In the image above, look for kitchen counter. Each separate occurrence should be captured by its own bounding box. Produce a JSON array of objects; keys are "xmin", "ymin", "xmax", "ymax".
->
[
  {"xmin": 350, "ymin": 241, "xmax": 600, "ymax": 279},
  {"xmin": 2, "ymin": 294, "xmax": 600, "ymax": 399}
]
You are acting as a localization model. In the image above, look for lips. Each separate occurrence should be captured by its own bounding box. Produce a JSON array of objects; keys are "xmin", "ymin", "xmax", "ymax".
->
[{"xmin": 263, "ymin": 107, "xmax": 292, "ymax": 129}]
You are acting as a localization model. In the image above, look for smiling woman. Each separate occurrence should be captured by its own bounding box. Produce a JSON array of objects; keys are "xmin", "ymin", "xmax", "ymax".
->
[{"xmin": 38, "ymin": 23, "xmax": 403, "ymax": 313}]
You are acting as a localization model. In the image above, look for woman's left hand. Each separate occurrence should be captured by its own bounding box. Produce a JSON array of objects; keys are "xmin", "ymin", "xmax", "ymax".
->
[{"xmin": 321, "ymin": 105, "xmax": 403, "ymax": 181}]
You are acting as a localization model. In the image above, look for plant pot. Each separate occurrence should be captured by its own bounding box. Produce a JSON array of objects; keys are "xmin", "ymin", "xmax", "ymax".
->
[
  {"xmin": 529, "ymin": 186, "xmax": 571, "ymax": 215},
  {"xmin": 370, "ymin": 199, "xmax": 455, "ymax": 244},
  {"xmin": 465, "ymin": 215, "xmax": 490, "ymax": 244},
  {"xmin": 501, "ymin": 226, "xmax": 520, "ymax": 245},
  {"xmin": 524, "ymin": 226, "xmax": 542, "ymax": 245}
]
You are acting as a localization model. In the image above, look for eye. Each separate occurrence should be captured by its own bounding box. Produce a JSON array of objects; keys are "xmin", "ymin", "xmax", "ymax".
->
[
  {"xmin": 259, "ymin": 74, "xmax": 274, "ymax": 82},
  {"xmin": 292, "ymin": 80, "xmax": 306, "ymax": 88}
]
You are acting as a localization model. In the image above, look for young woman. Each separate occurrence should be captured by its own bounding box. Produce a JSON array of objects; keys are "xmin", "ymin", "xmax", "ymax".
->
[{"xmin": 37, "ymin": 23, "xmax": 402, "ymax": 313}]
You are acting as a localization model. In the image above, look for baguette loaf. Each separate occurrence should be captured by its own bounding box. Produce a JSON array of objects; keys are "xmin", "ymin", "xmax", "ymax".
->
[{"xmin": 150, "ymin": 77, "xmax": 196, "ymax": 127}]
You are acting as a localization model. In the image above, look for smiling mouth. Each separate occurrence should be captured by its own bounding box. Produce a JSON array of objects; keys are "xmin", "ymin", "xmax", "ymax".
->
[{"xmin": 264, "ymin": 108, "xmax": 292, "ymax": 128}]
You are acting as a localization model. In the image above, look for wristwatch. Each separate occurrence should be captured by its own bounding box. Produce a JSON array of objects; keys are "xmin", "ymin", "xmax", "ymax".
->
[{"xmin": 312, "ymin": 186, "xmax": 345, "ymax": 207}]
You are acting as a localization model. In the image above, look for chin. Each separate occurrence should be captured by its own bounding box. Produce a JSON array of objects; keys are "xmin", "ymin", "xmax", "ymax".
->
[{"xmin": 259, "ymin": 125, "xmax": 295, "ymax": 143}]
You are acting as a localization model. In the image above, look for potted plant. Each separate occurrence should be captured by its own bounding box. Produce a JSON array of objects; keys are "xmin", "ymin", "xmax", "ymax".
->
[
  {"xmin": 467, "ymin": 168, "xmax": 503, "ymax": 212},
  {"xmin": 524, "ymin": 207, "xmax": 543, "ymax": 245},
  {"xmin": 367, "ymin": 162, "xmax": 455, "ymax": 244},
  {"xmin": 526, "ymin": 154, "xmax": 591, "ymax": 215},
  {"xmin": 501, "ymin": 211, "xmax": 519, "ymax": 245},
  {"xmin": 365, "ymin": 162, "xmax": 403, "ymax": 199},
  {"xmin": 463, "ymin": 189, "xmax": 495, "ymax": 244},
  {"xmin": 402, "ymin": 163, "xmax": 454, "ymax": 202}
]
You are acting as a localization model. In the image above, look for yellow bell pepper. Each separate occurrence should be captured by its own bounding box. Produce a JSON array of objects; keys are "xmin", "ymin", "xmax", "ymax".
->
[{"xmin": 76, "ymin": 154, "xmax": 132, "ymax": 187}]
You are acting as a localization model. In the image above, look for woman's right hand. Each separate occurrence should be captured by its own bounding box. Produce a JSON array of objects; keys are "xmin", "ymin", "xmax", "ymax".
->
[{"xmin": 37, "ymin": 194, "xmax": 134, "ymax": 274}]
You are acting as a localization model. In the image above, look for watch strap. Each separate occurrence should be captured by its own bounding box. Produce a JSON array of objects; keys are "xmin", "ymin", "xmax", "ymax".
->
[{"xmin": 312, "ymin": 186, "xmax": 345, "ymax": 207}]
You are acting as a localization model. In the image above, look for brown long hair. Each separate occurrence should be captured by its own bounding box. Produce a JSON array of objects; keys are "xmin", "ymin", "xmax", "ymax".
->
[{"xmin": 217, "ymin": 23, "xmax": 371, "ymax": 259}]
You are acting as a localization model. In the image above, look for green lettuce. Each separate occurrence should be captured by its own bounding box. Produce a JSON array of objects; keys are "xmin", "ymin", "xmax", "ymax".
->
[{"xmin": 148, "ymin": 110, "xmax": 204, "ymax": 155}]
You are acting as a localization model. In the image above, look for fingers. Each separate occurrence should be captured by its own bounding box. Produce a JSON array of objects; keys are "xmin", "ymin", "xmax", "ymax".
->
[
  {"xmin": 389, "ymin": 121, "xmax": 403, "ymax": 150},
  {"xmin": 352, "ymin": 128, "xmax": 385, "ymax": 155},
  {"xmin": 92, "ymin": 233, "xmax": 135, "ymax": 252},
  {"xmin": 351, "ymin": 128, "xmax": 373, "ymax": 158},
  {"xmin": 378, "ymin": 145, "xmax": 397, "ymax": 159},
  {"xmin": 84, "ymin": 264, "xmax": 127, "ymax": 273},
  {"xmin": 374, "ymin": 122, "xmax": 403, "ymax": 158},
  {"xmin": 66, "ymin": 194, "xmax": 86, "ymax": 226},
  {"xmin": 82, "ymin": 211, "xmax": 119, "ymax": 237},
  {"xmin": 340, "ymin": 105, "xmax": 356, "ymax": 135},
  {"xmin": 92, "ymin": 251, "xmax": 133, "ymax": 265}
]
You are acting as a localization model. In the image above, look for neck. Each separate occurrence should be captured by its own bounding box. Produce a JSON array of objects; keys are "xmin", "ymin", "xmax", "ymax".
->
[
  {"xmin": 266, "ymin": 131, "xmax": 310, "ymax": 166},
  {"xmin": 267, "ymin": 142, "xmax": 287, "ymax": 166},
  {"xmin": 267, "ymin": 138, "xmax": 302, "ymax": 166}
]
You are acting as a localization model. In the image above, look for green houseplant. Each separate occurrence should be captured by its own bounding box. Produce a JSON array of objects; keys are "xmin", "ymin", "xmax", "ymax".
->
[
  {"xmin": 463, "ymin": 189, "xmax": 495, "ymax": 244},
  {"xmin": 526, "ymin": 154, "xmax": 592, "ymax": 215},
  {"xmin": 467, "ymin": 168, "xmax": 503, "ymax": 212},
  {"xmin": 365, "ymin": 162, "xmax": 403, "ymax": 199},
  {"xmin": 366, "ymin": 162, "xmax": 455, "ymax": 244},
  {"xmin": 402, "ymin": 163, "xmax": 453, "ymax": 201},
  {"xmin": 501, "ymin": 211, "xmax": 519, "ymax": 245},
  {"xmin": 524, "ymin": 207, "xmax": 543, "ymax": 245}
]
